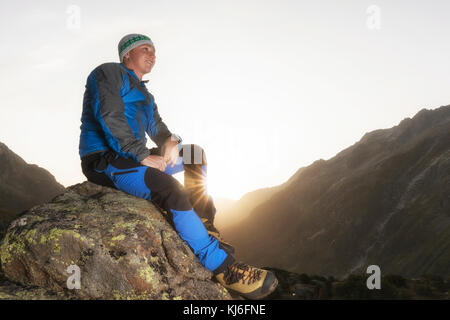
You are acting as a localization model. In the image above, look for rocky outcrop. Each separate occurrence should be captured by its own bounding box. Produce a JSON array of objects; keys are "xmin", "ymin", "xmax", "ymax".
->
[
  {"xmin": 222, "ymin": 105, "xmax": 450, "ymax": 279},
  {"xmin": 0, "ymin": 269, "xmax": 62, "ymax": 300},
  {"xmin": 0, "ymin": 181, "xmax": 231, "ymax": 300},
  {"xmin": 0, "ymin": 142, "xmax": 65, "ymax": 232}
]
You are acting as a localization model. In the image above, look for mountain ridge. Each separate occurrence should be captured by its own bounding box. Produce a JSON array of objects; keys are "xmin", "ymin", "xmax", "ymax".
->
[
  {"xmin": 0, "ymin": 142, "xmax": 65, "ymax": 232},
  {"xmin": 220, "ymin": 104, "xmax": 450, "ymax": 279}
]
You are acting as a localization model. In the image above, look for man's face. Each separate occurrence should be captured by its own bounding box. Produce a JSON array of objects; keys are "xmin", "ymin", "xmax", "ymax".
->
[{"xmin": 124, "ymin": 44, "xmax": 156, "ymax": 75}]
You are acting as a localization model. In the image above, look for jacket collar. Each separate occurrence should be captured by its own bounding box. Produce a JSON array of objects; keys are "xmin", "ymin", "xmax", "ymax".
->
[{"xmin": 119, "ymin": 63, "xmax": 149, "ymax": 84}]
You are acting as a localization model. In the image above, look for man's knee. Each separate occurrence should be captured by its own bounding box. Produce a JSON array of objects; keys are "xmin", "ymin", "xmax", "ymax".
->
[{"xmin": 180, "ymin": 144, "xmax": 207, "ymax": 166}]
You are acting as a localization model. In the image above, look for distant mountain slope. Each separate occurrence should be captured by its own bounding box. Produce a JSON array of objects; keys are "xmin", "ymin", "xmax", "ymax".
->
[
  {"xmin": 221, "ymin": 105, "xmax": 450, "ymax": 279},
  {"xmin": 215, "ymin": 186, "xmax": 283, "ymax": 230},
  {"xmin": 0, "ymin": 142, "xmax": 65, "ymax": 231}
]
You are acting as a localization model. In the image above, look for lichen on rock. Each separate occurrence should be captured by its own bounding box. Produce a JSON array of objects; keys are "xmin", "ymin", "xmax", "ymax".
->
[{"xmin": 0, "ymin": 181, "xmax": 231, "ymax": 300}]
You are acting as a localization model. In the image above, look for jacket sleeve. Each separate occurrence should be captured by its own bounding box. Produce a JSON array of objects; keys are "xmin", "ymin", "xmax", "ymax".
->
[
  {"xmin": 92, "ymin": 63, "xmax": 150, "ymax": 162},
  {"xmin": 147, "ymin": 97, "xmax": 173, "ymax": 148}
]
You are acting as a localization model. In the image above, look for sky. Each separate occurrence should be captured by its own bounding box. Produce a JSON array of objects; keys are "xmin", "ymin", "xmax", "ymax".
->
[{"xmin": 0, "ymin": 0, "xmax": 449, "ymax": 200}]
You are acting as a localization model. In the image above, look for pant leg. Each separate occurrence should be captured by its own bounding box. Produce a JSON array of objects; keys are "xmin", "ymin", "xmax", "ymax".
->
[
  {"xmin": 152, "ymin": 144, "xmax": 217, "ymax": 224},
  {"xmin": 148, "ymin": 144, "xmax": 217, "ymax": 224},
  {"xmin": 81, "ymin": 151, "xmax": 116, "ymax": 189},
  {"xmin": 182, "ymin": 144, "xmax": 218, "ymax": 227},
  {"xmin": 154, "ymin": 144, "xmax": 235, "ymax": 254},
  {"xmin": 80, "ymin": 150, "xmax": 233, "ymax": 273}
]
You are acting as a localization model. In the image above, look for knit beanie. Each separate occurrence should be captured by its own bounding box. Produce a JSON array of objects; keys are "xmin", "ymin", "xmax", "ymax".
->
[{"xmin": 118, "ymin": 33, "xmax": 154, "ymax": 62}]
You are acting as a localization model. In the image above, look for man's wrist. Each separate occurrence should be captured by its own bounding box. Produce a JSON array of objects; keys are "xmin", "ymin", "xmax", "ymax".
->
[
  {"xmin": 172, "ymin": 134, "xmax": 183, "ymax": 151},
  {"xmin": 169, "ymin": 133, "xmax": 182, "ymax": 144},
  {"xmin": 165, "ymin": 134, "xmax": 182, "ymax": 150}
]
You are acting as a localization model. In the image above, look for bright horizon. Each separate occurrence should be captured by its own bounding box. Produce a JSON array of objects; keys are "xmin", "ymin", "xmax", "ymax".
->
[{"xmin": 1, "ymin": 1, "xmax": 449, "ymax": 200}]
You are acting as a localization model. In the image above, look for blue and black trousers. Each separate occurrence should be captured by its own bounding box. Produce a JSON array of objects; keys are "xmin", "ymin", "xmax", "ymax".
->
[{"xmin": 81, "ymin": 144, "xmax": 235, "ymax": 275}]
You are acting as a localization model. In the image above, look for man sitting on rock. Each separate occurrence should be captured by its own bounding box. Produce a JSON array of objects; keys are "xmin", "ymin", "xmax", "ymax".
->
[{"xmin": 78, "ymin": 33, "xmax": 278, "ymax": 299}]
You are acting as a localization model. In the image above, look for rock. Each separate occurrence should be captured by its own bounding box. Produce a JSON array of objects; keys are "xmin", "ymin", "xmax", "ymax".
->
[
  {"xmin": 0, "ymin": 141, "xmax": 65, "ymax": 232},
  {"xmin": 0, "ymin": 270, "xmax": 62, "ymax": 300},
  {"xmin": 0, "ymin": 181, "xmax": 232, "ymax": 300}
]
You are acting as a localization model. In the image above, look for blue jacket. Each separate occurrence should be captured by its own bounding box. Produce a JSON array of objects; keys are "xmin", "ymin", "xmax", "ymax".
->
[{"xmin": 79, "ymin": 62, "xmax": 173, "ymax": 162}]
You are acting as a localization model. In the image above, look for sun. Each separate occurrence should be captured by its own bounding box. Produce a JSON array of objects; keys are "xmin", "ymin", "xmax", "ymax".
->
[{"xmin": 172, "ymin": 170, "xmax": 241, "ymax": 201}]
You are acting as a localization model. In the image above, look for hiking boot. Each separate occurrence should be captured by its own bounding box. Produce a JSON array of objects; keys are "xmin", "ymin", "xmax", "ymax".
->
[
  {"xmin": 201, "ymin": 218, "xmax": 235, "ymax": 254},
  {"xmin": 215, "ymin": 261, "xmax": 278, "ymax": 300}
]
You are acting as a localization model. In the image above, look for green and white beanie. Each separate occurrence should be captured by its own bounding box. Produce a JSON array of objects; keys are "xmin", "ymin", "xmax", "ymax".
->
[{"xmin": 118, "ymin": 33, "xmax": 154, "ymax": 62}]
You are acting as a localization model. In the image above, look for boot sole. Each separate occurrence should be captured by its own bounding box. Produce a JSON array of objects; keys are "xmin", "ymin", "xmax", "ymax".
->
[{"xmin": 227, "ymin": 275, "xmax": 279, "ymax": 300}]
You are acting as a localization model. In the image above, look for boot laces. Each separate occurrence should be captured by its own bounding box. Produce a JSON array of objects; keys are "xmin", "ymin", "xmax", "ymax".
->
[{"xmin": 223, "ymin": 262, "xmax": 263, "ymax": 285}]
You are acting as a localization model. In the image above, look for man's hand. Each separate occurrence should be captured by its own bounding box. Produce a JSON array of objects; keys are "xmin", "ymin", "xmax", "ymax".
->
[
  {"xmin": 140, "ymin": 155, "xmax": 167, "ymax": 172},
  {"xmin": 161, "ymin": 137, "xmax": 180, "ymax": 168}
]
